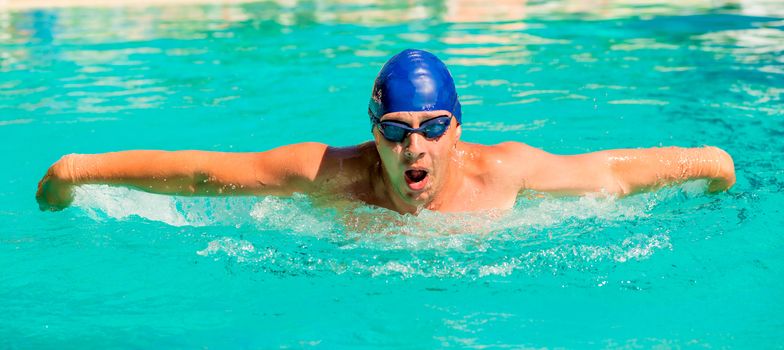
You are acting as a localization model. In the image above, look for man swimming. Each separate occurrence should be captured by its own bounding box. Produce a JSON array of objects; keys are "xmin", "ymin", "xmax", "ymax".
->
[{"xmin": 36, "ymin": 49, "xmax": 736, "ymax": 214}]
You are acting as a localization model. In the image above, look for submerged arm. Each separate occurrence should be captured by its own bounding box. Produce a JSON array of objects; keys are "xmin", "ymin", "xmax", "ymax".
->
[
  {"xmin": 36, "ymin": 143, "xmax": 331, "ymax": 211},
  {"xmin": 510, "ymin": 143, "xmax": 735, "ymax": 196}
]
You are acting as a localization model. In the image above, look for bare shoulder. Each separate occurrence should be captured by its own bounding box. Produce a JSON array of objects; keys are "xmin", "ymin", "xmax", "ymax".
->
[
  {"xmin": 263, "ymin": 141, "xmax": 376, "ymax": 170},
  {"xmin": 458, "ymin": 141, "xmax": 539, "ymax": 186},
  {"xmin": 460, "ymin": 141, "xmax": 570, "ymax": 191},
  {"xmin": 322, "ymin": 141, "xmax": 378, "ymax": 167},
  {"xmin": 251, "ymin": 141, "xmax": 377, "ymax": 193},
  {"xmin": 462, "ymin": 141, "xmax": 551, "ymax": 167},
  {"xmin": 500, "ymin": 141, "xmax": 560, "ymax": 158},
  {"xmin": 314, "ymin": 141, "xmax": 379, "ymax": 189}
]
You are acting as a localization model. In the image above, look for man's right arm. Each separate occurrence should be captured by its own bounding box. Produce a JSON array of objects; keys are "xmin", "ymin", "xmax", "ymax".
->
[{"xmin": 36, "ymin": 142, "xmax": 332, "ymax": 211}]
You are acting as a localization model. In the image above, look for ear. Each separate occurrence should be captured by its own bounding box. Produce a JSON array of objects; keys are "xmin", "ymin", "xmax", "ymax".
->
[{"xmin": 454, "ymin": 123, "xmax": 462, "ymax": 141}]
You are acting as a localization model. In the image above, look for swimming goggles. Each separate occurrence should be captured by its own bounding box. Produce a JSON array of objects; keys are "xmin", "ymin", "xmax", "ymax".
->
[{"xmin": 375, "ymin": 115, "xmax": 452, "ymax": 143}]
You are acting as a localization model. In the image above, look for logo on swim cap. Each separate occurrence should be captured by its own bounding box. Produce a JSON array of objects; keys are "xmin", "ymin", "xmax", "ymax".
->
[{"xmin": 369, "ymin": 49, "xmax": 462, "ymax": 125}]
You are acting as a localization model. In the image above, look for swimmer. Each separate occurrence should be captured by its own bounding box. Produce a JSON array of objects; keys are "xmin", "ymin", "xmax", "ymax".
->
[{"xmin": 36, "ymin": 49, "xmax": 736, "ymax": 214}]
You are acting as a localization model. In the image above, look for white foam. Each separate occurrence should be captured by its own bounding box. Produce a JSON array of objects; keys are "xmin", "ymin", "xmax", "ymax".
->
[
  {"xmin": 73, "ymin": 185, "xmax": 191, "ymax": 226},
  {"xmin": 197, "ymin": 237, "xmax": 256, "ymax": 260},
  {"xmin": 477, "ymin": 232, "xmax": 673, "ymax": 277},
  {"xmin": 71, "ymin": 183, "xmax": 708, "ymax": 279},
  {"xmin": 72, "ymin": 184, "xmax": 260, "ymax": 227},
  {"xmin": 249, "ymin": 194, "xmax": 337, "ymax": 234},
  {"xmin": 72, "ymin": 181, "xmax": 710, "ymax": 234}
]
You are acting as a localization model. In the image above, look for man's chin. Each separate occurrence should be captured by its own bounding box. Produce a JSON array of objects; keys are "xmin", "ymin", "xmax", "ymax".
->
[
  {"xmin": 391, "ymin": 173, "xmax": 437, "ymax": 206},
  {"xmin": 401, "ymin": 186, "xmax": 433, "ymax": 205}
]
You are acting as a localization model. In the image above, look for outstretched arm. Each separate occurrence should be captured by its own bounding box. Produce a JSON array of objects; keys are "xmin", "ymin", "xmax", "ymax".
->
[
  {"xmin": 507, "ymin": 143, "xmax": 735, "ymax": 196},
  {"xmin": 36, "ymin": 142, "xmax": 333, "ymax": 211}
]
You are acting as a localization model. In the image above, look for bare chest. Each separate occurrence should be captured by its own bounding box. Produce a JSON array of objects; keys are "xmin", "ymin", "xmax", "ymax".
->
[{"xmin": 428, "ymin": 176, "xmax": 519, "ymax": 212}]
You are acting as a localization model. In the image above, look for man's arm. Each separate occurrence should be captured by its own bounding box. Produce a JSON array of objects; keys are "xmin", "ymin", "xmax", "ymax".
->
[
  {"xmin": 36, "ymin": 142, "xmax": 334, "ymax": 211},
  {"xmin": 502, "ymin": 143, "xmax": 735, "ymax": 196}
]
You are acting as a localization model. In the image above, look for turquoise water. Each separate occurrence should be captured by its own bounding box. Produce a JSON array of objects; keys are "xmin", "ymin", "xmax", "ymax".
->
[{"xmin": 2, "ymin": 1, "xmax": 784, "ymax": 348}]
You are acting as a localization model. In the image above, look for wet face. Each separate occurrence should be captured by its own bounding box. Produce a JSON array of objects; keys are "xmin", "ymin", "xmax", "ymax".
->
[{"xmin": 372, "ymin": 110, "xmax": 462, "ymax": 207}]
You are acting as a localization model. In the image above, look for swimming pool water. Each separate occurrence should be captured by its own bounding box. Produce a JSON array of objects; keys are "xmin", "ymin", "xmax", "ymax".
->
[{"xmin": 1, "ymin": 1, "xmax": 783, "ymax": 348}]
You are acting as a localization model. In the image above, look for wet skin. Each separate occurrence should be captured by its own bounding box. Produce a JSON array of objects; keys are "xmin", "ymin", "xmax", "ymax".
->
[{"xmin": 37, "ymin": 110, "xmax": 736, "ymax": 214}]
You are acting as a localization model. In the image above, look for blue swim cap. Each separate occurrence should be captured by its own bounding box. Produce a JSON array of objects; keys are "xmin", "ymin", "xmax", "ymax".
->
[{"xmin": 369, "ymin": 49, "xmax": 462, "ymax": 125}]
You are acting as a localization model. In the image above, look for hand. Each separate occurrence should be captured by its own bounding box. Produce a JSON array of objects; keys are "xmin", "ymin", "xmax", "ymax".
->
[
  {"xmin": 707, "ymin": 175, "xmax": 734, "ymax": 193},
  {"xmin": 36, "ymin": 155, "xmax": 76, "ymax": 211},
  {"xmin": 706, "ymin": 147, "xmax": 736, "ymax": 193}
]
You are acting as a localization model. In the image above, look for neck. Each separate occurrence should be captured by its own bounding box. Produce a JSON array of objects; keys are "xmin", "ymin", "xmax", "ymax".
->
[{"xmin": 424, "ymin": 147, "xmax": 463, "ymax": 212}]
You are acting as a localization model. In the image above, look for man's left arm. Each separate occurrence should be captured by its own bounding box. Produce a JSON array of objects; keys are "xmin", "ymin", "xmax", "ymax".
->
[
  {"xmin": 505, "ymin": 143, "xmax": 736, "ymax": 196},
  {"xmin": 603, "ymin": 146, "xmax": 735, "ymax": 194}
]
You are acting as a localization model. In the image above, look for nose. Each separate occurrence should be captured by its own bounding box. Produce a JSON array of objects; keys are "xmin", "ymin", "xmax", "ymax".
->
[{"xmin": 403, "ymin": 132, "xmax": 426, "ymax": 161}]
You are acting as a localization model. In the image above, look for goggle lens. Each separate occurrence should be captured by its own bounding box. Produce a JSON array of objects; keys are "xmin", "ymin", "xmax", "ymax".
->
[{"xmin": 378, "ymin": 116, "xmax": 451, "ymax": 143}]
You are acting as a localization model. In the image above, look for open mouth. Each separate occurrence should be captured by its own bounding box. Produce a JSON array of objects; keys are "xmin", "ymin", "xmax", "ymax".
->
[{"xmin": 404, "ymin": 169, "xmax": 429, "ymax": 191}]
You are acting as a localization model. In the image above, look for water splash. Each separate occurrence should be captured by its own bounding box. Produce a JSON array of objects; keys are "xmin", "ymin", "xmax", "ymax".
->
[
  {"xmin": 73, "ymin": 185, "xmax": 191, "ymax": 226},
  {"xmin": 71, "ymin": 182, "xmax": 712, "ymax": 279},
  {"xmin": 194, "ymin": 231, "xmax": 672, "ymax": 280}
]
